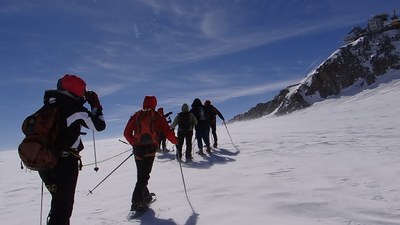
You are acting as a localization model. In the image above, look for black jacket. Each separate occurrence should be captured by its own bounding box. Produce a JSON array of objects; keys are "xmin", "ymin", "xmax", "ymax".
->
[
  {"xmin": 43, "ymin": 90, "xmax": 106, "ymax": 152},
  {"xmin": 205, "ymin": 104, "xmax": 224, "ymax": 125},
  {"xmin": 190, "ymin": 98, "xmax": 210, "ymax": 130}
]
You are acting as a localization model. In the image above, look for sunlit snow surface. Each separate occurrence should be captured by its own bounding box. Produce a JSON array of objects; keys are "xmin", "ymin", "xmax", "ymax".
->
[{"xmin": 2, "ymin": 77, "xmax": 400, "ymax": 225}]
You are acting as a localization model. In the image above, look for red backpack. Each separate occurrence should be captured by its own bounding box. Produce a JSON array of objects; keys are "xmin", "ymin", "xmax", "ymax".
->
[{"xmin": 134, "ymin": 109, "xmax": 159, "ymax": 146}]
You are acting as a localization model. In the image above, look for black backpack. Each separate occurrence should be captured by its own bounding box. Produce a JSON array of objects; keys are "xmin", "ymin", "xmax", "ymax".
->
[
  {"xmin": 18, "ymin": 104, "xmax": 63, "ymax": 171},
  {"xmin": 178, "ymin": 112, "xmax": 191, "ymax": 130},
  {"xmin": 198, "ymin": 106, "xmax": 208, "ymax": 121}
]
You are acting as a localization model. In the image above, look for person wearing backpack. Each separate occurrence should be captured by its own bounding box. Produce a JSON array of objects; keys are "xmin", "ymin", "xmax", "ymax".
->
[
  {"xmin": 190, "ymin": 98, "xmax": 211, "ymax": 155},
  {"xmin": 156, "ymin": 107, "xmax": 172, "ymax": 152},
  {"xmin": 171, "ymin": 103, "xmax": 198, "ymax": 162},
  {"xmin": 204, "ymin": 100, "xmax": 225, "ymax": 148},
  {"xmin": 38, "ymin": 74, "xmax": 106, "ymax": 225},
  {"xmin": 124, "ymin": 96, "xmax": 178, "ymax": 212}
]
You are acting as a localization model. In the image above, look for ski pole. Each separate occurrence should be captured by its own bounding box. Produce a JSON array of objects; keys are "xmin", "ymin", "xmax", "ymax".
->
[
  {"xmin": 87, "ymin": 151, "xmax": 134, "ymax": 195},
  {"xmin": 178, "ymin": 160, "xmax": 197, "ymax": 214},
  {"xmin": 119, "ymin": 139, "xmax": 130, "ymax": 145},
  {"xmin": 192, "ymin": 136, "xmax": 197, "ymax": 154},
  {"xmin": 178, "ymin": 159, "xmax": 189, "ymax": 198},
  {"xmin": 82, "ymin": 149, "xmax": 132, "ymax": 167},
  {"xmin": 40, "ymin": 182, "xmax": 44, "ymax": 225},
  {"xmin": 223, "ymin": 121, "xmax": 240, "ymax": 152},
  {"xmin": 92, "ymin": 130, "xmax": 99, "ymax": 172}
]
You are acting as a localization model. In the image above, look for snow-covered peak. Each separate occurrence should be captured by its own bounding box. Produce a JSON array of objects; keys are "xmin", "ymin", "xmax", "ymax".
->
[{"xmin": 231, "ymin": 29, "xmax": 400, "ymax": 122}]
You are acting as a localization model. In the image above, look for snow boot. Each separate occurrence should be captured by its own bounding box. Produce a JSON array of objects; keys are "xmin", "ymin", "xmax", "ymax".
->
[{"xmin": 130, "ymin": 202, "xmax": 146, "ymax": 212}]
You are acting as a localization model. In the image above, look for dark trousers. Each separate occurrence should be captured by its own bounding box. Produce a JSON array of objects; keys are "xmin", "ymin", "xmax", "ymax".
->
[
  {"xmin": 158, "ymin": 133, "xmax": 166, "ymax": 151},
  {"xmin": 210, "ymin": 122, "xmax": 218, "ymax": 144},
  {"xmin": 131, "ymin": 146, "xmax": 156, "ymax": 207},
  {"xmin": 39, "ymin": 155, "xmax": 79, "ymax": 225},
  {"xmin": 195, "ymin": 127, "xmax": 210, "ymax": 150},
  {"xmin": 176, "ymin": 130, "xmax": 193, "ymax": 160}
]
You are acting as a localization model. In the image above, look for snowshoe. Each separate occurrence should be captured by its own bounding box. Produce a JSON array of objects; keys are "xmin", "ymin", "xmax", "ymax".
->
[
  {"xmin": 127, "ymin": 193, "xmax": 156, "ymax": 220},
  {"xmin": 143, "ymin": 193, "xmax": 157, "ymax": 205},
  {"xmin": 128, "ymin": 203, "xmax": 147, "ymax": 220},
  {"xmin": 185, "ymin": 157, "xmax": 193, "ymax": 162},
  {"xmin": 128, "ymin": 208, "xmax": 147, "ymax": 220},
  {"xmin": 196, "ymin": 151, "xmax": 205, "ymax": 156}
]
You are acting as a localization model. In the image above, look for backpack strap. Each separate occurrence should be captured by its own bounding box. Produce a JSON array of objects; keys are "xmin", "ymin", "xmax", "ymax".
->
[{"xmin": 61, "ymin": 147, "xmax": 83, "ymax": 170}]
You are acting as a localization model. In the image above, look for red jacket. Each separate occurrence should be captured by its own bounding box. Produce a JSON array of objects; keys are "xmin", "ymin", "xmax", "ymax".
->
[{"xmin": 124, "ymin": 96, "xmax": 177, "ymax": 146}]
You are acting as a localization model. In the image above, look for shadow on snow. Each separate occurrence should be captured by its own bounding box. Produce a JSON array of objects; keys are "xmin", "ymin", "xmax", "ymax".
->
[
  {"xmin": 133, "ymin": 208, "xmax": 177, "ymax": 225},
  {"xmin": 157, "ymin": 147, "xmax": 239, "ymax": 169}
]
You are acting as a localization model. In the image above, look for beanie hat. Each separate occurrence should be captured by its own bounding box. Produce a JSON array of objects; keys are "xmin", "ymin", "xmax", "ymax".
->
[
  {"xmin": 181, "ymin": 103, "xmax": 189, "ymax": 112},
  {"xmin": 57, "ymin": 74, "xmax": 87, "ymax": 97}
]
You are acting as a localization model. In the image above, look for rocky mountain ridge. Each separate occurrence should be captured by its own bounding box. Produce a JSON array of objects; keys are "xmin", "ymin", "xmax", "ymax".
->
[{"xmin": 230, "ymin": 29, "xmax": 400, "ymax": 122}]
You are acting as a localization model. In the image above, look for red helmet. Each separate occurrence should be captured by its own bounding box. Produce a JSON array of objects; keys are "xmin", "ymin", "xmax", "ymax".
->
[{"xmin": 57, "ymin": 74, "xmax": 86, "ymax": 97}]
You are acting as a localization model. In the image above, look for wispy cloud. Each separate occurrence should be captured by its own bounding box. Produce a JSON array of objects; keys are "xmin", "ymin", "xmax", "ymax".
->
[
  {"xmin": 1, "ymin": 0, "xmax": 398, "ymax": 150},
  {"xmin": 195, "ymin": 78, "xmax": 300, "ymax": 103},
  {"xmin": 84, "ymin": 3, "xmax": 362, "ymax": 69}
]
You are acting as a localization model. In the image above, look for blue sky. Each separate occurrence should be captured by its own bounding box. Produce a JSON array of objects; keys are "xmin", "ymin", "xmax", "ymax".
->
[{"xmin": 0, "ymin": 0, "xmax": 398, "ymax": 150}]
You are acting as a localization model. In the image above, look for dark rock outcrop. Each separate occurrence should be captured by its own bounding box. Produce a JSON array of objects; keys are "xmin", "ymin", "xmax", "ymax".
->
[{"xmin": 231, "ymin": 30, "xmax": 400, "ymax": 122}]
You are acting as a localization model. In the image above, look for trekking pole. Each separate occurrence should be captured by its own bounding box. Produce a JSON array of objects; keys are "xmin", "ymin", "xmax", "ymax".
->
[
  {"xmin": 192, "ymin": 137, "xmax": 197, "ymax": 155},
  {"xmin": 119, "ymin": 139, "xmax": 130, "ymax": 145},
  {"xmin": 209, "ymin": 131, "xmax": 212, "ymax": 147},
  {"xmin": 178, "ymin": 159, "xmax": 197, "ymax": 215},
  {"xmin": 40, "ymin": 182, "xmax": 44, "ymax": 225},
  {"xmin": 92, "ymin": 130, "xmax": 99, "ymax": 172},
  {"xmin": 87, "ymin": 151, "xmax": 134, "ymax": 195},
  {"xmin": 223, "ymin": 121, "xmax": 240, "ymax": 152},
  {"xmin": 178, "ymin": 160, "xmax": 189, "ymax": 198}
]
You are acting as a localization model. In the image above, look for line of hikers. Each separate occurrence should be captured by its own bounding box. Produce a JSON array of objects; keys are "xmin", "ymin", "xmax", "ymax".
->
[
  {"xmin": 27, "ymin": 74, "xmax": 224, "ymax": 225},
  {"xmin": 170, "ymin": 98, "xmax": 225, "ymax": 162}
]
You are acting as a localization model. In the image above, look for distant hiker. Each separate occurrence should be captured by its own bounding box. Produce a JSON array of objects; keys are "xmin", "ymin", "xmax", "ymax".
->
[
  {"xmin": 204, "ymin": 100, "xmax": 225, "ymax": 148},
  {"xmin": 171, "ymin": 103, "xmax": 198, "ymax": 162},
  {"xmin": 124, "ymin": 96, "xmax": 178, "ymax": 212},
  {"xmin": 38, "ymin": 74, "xmax": 106, "ymax": 225},
  {"xmin": 157, "ymin": 107, "xmax": 172, "ymax": 152},
  {"xmin": 190, "ymin": 98, "xmax": 211, "ymax": 155}
]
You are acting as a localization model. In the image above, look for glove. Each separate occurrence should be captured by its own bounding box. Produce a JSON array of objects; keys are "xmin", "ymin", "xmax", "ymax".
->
[{"xmin": 85, "ymin": 91, "xmax": 102, "ymax": 110}]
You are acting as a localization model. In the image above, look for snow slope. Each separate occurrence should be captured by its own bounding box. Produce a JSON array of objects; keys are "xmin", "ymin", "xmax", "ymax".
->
[{"xmin": 2, "ymin": 77, "xmax": 400, "ymax": 225}]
